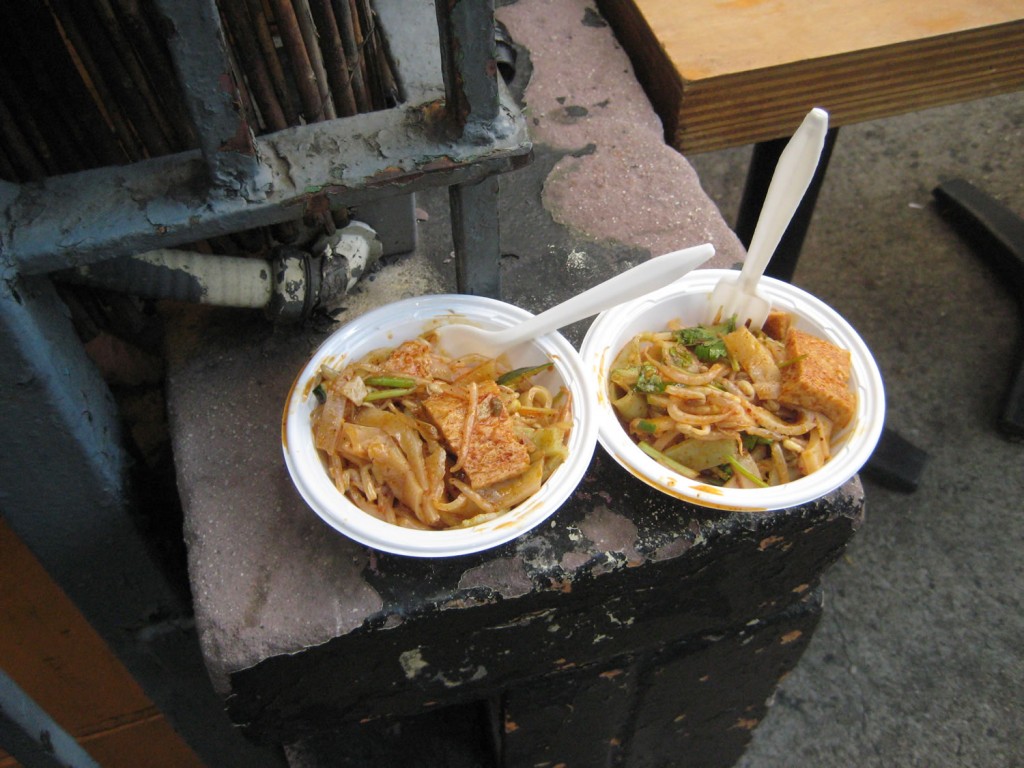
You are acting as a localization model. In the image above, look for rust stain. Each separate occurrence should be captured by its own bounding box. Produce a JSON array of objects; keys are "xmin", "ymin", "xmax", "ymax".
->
[
  {"xmin": 758, "ymin": 535, "xmax": 785, "ymax": 550},
  {"xmin": 504, "ymin": 717, "xmax": 519, "ymax": 733},
  {"xmin": 780, "ymin": 630, "xmax": 803, "ymax": 645},
  {"xmin": 599, "ymin": 669, "xmax": 624, "ymax": 679},
  {"xmin": 792, "ymin": 582, "xmax": 810, "ymax": 594},
  {"xmin": 303, "ymin": 193, "xmax": 332, "ymax": 218},
  {"xmin": 367, "ymin": 165, "xmax": 409, "ymax": 183},
  {"xmin": 220, "ymin": 118, "xmax": 256, "ymax": 155},
  {"xmin": 218, "ymin": 72, "xmax": 235, "ymax": 93},
  {"xmin": 732, "ymin": 717, "xmax": 760, "ymax": 730},
  {"xmin": 420, "ymin": 156, "xmax": 460, "ymax": 172}
]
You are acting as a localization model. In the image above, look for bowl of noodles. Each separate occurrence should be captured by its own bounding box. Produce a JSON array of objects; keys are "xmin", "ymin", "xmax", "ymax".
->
[
  {"xmin": 282, "ymin": 294, "xmax": 597, "ymax": 557},
  {"xmin": 579, "ymin": 269, "xmax": 884, "ymax": 512}
]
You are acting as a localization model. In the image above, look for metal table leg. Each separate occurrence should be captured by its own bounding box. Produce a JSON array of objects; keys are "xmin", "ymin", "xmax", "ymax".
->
[{"xmin": 934, "ymin": 178, "xmax": 1024, "ymax": 439}]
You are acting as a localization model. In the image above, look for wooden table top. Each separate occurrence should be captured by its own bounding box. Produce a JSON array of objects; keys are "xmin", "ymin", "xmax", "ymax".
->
[{"xmin": 599, "ymin": 0, "xmax": 1024, "ymax": 153}]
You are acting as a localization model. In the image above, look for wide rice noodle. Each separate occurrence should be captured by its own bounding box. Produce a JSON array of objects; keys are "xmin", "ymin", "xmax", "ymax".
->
[
  {"xmin": 609, "ymin": 314, "xmax": 850, "ymax": 489},
  {"xmin": 310, "ymin": 336, "xmax": 572, "ymax": 530}
]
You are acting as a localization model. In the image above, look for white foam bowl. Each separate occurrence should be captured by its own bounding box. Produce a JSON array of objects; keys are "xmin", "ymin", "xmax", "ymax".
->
[
  {"xmin": 282, "ymin": 294, "xmax": 597, "ymax": 557},
  {"xmin": 579, "ymin": 269, "xmax": 885, "ymax": 511}
]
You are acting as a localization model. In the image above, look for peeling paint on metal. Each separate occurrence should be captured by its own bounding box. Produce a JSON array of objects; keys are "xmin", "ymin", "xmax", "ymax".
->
[{"xmin": 399, "ymin": 648, "xmax": 429, "ymax": 679}]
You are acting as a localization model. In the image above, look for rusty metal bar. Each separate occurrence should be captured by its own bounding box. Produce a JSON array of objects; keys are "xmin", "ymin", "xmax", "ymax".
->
[
  {"xmin": 436, "ymin": 0, "xmax": 510, "ymax": 297},
  {"xmin": 450, "ymin": 175, "xmax": 502, "ymax": 297},
  {"xmin": 436, "ymin": 0, "xmax": 500, "ymax": 131}
]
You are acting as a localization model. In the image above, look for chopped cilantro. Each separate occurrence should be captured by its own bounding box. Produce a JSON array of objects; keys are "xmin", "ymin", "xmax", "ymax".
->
[
  {"xmin": 694, "ymin": 339, "xmax": 728, "ymax": 363},
  {"xmin": 675, "ymin": 326, "xmax": 717, "ymax": 346},
  {"xmin": 669, "ymin": 345, "xmax": 693, "ymax": 368},
  {"xmin": 674, "ymin": 317, "xmax": 736, "ymax": 364},
  {"xmin": 635, "ymin": 363, "xmax": 666, "ymax": 394}
]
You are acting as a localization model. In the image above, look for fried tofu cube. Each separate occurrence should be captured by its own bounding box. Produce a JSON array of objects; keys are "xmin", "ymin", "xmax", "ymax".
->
[
  {"xmin": 779, "ymin": 330, "xmax": 855, "ymax": 428},
  {"xmin": 422, "ymin": 380, "xmax": 531, "ymax": 488},
  {"xmin": 761, "ymin": 310, "xmax": 793, "ymax": 341}
]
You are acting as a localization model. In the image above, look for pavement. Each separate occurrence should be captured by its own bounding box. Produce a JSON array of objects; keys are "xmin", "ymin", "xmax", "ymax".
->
[{"xmin": 691, "ymin": 94, "xmax": 1024, "ymax": 767}]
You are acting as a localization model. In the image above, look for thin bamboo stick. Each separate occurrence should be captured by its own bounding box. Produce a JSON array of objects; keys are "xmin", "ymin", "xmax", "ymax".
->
[
  {"xmin": 110, "ymin": 0, "xmax": 199, "ymax": 149},
  {"xmin": 223, "ymin": 25, "xmax": 264, "ymax": 133},
  {"xmin": 92, "ymin": 0, "xmax": 179, "ymax": 150},
  {"xmin": 0, "ymin": 19, "xmax": 87, "ymax": 174},
  {"xmin": 356, "ymin": 0, "xmax": 387, "ymax": 109},
  {"xmin": 348, "ymin": 0, "xmax": 372, "ymax": 108},
  {"xmin": 293, "ymin": 0, "xmax": 336, "ymax": 119},
  {"xmin": 268, "ymin": 0, "xmax": 325, "ymax": 123},
  {"xmin": 22, "ymin": 0, "xmax": 126, "ymax": 169},
  {"xmin": 246, "ymin": 0, "xmax": 301, "ymax": 127},
  {"xmin": 307, "ymin": 0, "xmax": 357, "ymax": 116},
  {"xmin": 370, "ymin": 8, "xmax": 400, "ymax": 107},
  {"xmin": 220, "ymin": 0, "xmax": 289, "ymax": 132},
  {"xmin": 0, "ymin": 90, "xmax": 47, "ymax": 181},
  {"xmin": 58, "ymin": 0, "xmax": 171, "ymax": 156},
  {"xmin": 44, "ymin": 0, "xmax": 145, "ymax": 162},
  {"xmin": 330, "ymin": 0, "xmax": 369, "ymax": 112}
]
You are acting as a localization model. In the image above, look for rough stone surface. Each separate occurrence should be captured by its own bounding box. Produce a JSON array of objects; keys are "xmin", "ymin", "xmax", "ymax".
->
[
  {"xmin": 497, "ymin": 0, "xmax": 745, "ymax": 263},
  {"xmin": 222, "ymin": 473, "xmax": 859, "ymax": 745}
]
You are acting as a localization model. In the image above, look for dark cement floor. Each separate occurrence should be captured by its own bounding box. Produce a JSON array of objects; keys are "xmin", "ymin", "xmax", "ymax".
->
[{"xmin": 687, "ymin": 93, "xmax": 1024, "ymax": 768}]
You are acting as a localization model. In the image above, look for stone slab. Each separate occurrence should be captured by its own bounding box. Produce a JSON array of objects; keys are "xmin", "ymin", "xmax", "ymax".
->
[{"xmin": 165, "ymin": 0, "xmax": 864, "ymax": 762}]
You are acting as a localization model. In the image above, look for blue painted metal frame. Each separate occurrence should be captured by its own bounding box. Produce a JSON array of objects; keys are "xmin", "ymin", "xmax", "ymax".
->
[
  {"xmin": 0, "ymin": 1, "xmax": 529, "ymax": 763},
  {"xmin": 0, "ymin": 668, "xmax": 102, "ymax": 768}
]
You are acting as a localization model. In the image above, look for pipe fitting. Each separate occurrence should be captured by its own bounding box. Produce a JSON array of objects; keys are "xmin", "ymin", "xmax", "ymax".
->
[{"xmin": 56, "ymin": 221, "xmax": 384, "ymax": 324}]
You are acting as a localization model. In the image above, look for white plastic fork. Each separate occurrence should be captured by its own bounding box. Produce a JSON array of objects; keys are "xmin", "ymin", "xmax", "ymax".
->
[
  {"xmin": 432, "ymin": 243, "xmax": 715, "ymax": 358},
  {"xmin": 708, "ymin": 107, "xmax": 830, "ymax": 329}
]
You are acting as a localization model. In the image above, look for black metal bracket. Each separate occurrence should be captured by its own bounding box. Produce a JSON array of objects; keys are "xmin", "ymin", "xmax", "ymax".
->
[{"xmin": 933, "ymin": 178, "xmax": 1024, "ymax": 440}]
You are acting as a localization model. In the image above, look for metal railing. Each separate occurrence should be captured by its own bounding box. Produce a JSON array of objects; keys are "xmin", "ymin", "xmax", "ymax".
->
[{"xmin": 0, "ymin": 2, "xmax": 529, "ymax": 764}]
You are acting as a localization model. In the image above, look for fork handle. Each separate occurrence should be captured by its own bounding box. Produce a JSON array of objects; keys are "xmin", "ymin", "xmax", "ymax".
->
[
  {"xmin": 741, "ymin": 108, "xmax": 829, "ymax": 291},
  {"xmin": 495, "ymin": 243, "xmax": 715, "ymax": 345}
]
